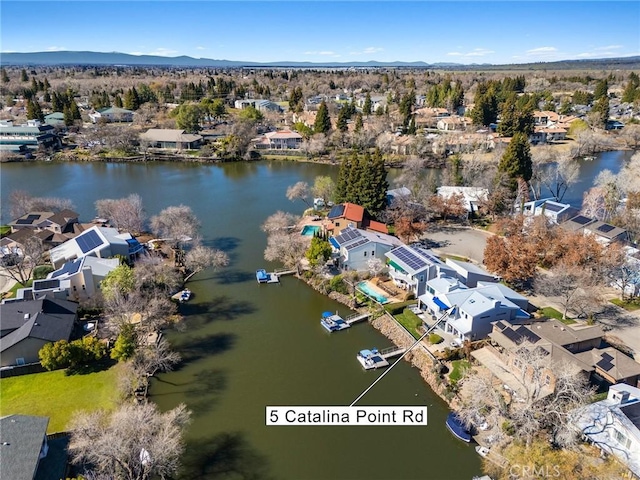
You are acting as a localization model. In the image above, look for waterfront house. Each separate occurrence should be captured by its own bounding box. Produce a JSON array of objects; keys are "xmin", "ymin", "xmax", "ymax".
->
[
  {"xmin": 48, "ymin": 225, "xmax": 144, "ymax": 269},
  {"xmin": 0, "ymin": 295, "xmax": 77, "ymax": 367},
  {"xmin": 329, "ymin": 225, "xmax": 403, "ymax": 272},
  {"xmin": 527, "ymin": 318, "xmax": 604, "ymax": 354},
  {"xmin": 561, "ymin": 215, "xmax": 629, "ymax": 244},
  {"xmin": 9, "ymin": 209, "xmax": 79, "ymax": 235},
  {"xmin": 139, "ymin": 129, "xmax": 202, "ymax": 150},
  {"xmin": 253, "ymin": 129, "xmax": 303, "ymax": 149},
  {"xmin": 16, "ymin": 256, "xmax": 120, "ymax": 302},
  {"xmin": 88, "ymin": 106, "xmax": 134, "ymax": 123},
  {"xmin": 326, "ymin": 203, "xmax": 388, "ymax": 236},
  {"xmin": 572, "ymin": 383, "xmax": 640, "ymax": 478},
  {"xmin": 385, "ymin": 245, "xmax": 456, "ymax": 297},
  {"xmin": 0, "ymin": 415, "xmax": 53, "ymax": 480},
  {"xmin": 521, "ymin": 198, "xmax": 579, "ymax": 224},
  {"xmin": 444, "ymin": 258, "xmax": 497, "ymax": 287},
  {"xmin": 574, "ymin": 348, "xmax": 640, "ymax": 389},
  {"xmin": 0, "ymin": 119, "xmax": 61, "ymax": 152}
]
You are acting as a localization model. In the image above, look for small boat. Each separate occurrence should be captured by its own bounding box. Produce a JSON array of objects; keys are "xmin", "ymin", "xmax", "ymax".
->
[
  {"xmin": 446, "ymin": 412, "xmax": 471, "ymax": 442},
  {"xmin": 256, "ymin": 269, "xmax": 270, "ymax": 283},
  {"xmin": 179, "ymin": 289, "xmax": 191, "ymax": 302},
  {"xmin": 320, "ymin": 311, "xmax": 350, "ymax": 332},
  {"xmin": 583, "ymin": 155, "xmax": 596, "ymax": 161},
  {"xmin": 475, "ymin": 445, "xmax": 490, "ymax": 457},
  {"xmin": 356, "ymin": 348, "xmax": 389, "ymax": 369}
]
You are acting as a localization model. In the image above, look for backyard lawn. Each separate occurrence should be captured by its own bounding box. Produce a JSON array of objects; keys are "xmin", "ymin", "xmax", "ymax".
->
[
  {"xmin": 0, "ymin": 366, "xmax": 120, "ymax": 433},
  {"xmin": 394, "ymin": 308, "xmax": 423, "ymax": 339}
]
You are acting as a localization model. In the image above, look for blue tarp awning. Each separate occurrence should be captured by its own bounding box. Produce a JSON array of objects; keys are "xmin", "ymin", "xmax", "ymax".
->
[
  {"xmin": 329, "ymin": 237, "xmax": 340, "ymax": 249},
  {"xmin": 433, "ymin": 296, "xmax": 449, "ymax": 310}
]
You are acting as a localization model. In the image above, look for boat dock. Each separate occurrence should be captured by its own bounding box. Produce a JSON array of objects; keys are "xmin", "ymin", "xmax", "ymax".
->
[
  {"xmin": 357, "ymin": 346, "xmax": 406, "ymax": 369},
  {"xmin": 321, "ymin": 311, "xmax": 371, "ymax": 332},
  {"xmin": 345, "ymin": 312, "xmax": 371, "ymax": 325}
]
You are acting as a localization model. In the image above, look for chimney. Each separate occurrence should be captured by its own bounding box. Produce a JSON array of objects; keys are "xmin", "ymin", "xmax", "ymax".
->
[
  {"xmin": 611, "ymin": 389, "xmax": 631, "ymax": 404},
  {"xmin": 24, "ymin": 313, "xmax": 30, "ymax": 320}
]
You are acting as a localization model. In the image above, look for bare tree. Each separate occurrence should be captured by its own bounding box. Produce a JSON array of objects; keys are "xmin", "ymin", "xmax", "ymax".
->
[
  {"xmin": 134, "ymin": 256, "xmax": 182, "ymax": 295},
  {"xmin": 95, "ymin": 194, "xmax": 146, "ymax": 234},
  {"xmin": 183, "ymin": 244, "xmax": 229, "ymax": 282},
  {"xmin": 534, "ymin": 266, "xmax": 593, "ymax": 320},
  {"xmin": 9, "ymin": 190, "xmax": 75, "ymax": 219},
  {"xmin": 149, "ymin": 205, "xmax": 200, "ymax": 259},
  {"xmin": 264, "ymin": 231, "xmax": 307, "ymax": 270},
  {"xmin": 68, "ymin": 402, "xmax": 190, "ymax": 480},
  {"xmin": 0, "ymin": 235, "xmax": 46, "ymax": 285},
  {"xmin": 286, "ymin": 181, "xmax": 313, "ymax": 209},
  {"xmin": 536, "ymin": 155, "xmax": 580, "ymax": 202},
  {"xmin": 261, "ymin": 211, "xmax": 300, "ymax": 233}
]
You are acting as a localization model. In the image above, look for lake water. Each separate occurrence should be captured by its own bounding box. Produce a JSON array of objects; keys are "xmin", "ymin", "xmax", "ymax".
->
[{"xmin": 0, "ymin": 150, "xmax": 631, "ymax": 479}]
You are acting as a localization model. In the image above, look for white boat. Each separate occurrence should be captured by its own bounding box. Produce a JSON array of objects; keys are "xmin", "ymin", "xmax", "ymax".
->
[
  {"xmin": 179, "ymin": 289, "xmax": 191, "ymax": 302},
  {"xmin": 475, "ymin": 445, "xmax": 490, "ymax": 457}
]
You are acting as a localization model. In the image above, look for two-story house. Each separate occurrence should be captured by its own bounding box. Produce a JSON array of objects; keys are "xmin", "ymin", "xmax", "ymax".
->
[
  {"xmin": 521, "ymin": 198, "xmax": 580, "ymax": 224},
  {"xmin": 385, "ymin": 245, "xmax": 456, "ymax": 297},
  {"xmin": 326, "ymin": 203, "xmax": 388, "ymax": 236},
  {"xmin": 329, "ymin": 226, "xmax": 403, "ymax": 272}
]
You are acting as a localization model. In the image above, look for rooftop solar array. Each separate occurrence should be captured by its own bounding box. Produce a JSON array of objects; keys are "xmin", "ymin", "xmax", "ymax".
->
[
  {"xmin": 543, "ymin": 202, "xmax": 564, "ymax": 213},
  {"xmin": 597, "ymin": 224, "xmax": 616, "ymax": 233},
  {"xmin": 596, "ymin": 357, "xmax": 614, "ymax": 372},
  {"xmin": 571, "ymin": 215, "xmax": 592, "ymax": 226},
  {"xmin": 76, "ymin": 230, "xmax": 104, "ymax": 254},
  {"xmin": 51, "ymin": 258, "xmax": 83, "ymax": 278},
  {"xmin": 15, "ymin": 214, "xmax": 41, "ymax": 225},
  {"xmin": 345, "ymin": 237, "xmax": 369, "ymax": 251},
  {"xmin": 391, "ymin": 246, "xmax": 434, "ymax": 272},
  {"xmin": 33, "ymin": 279, "xmax": 60, "ymax": 291},
  {"xmin": 335, "ymin": 227, "xmax": 362, "ymax": 244},
  {"xmin": 327, "ymin": 204, "xmax": 345, "ymax": 219},
  {"xmin": 501, "ymin": 325, "xmax": 541, "ymax": 345}
]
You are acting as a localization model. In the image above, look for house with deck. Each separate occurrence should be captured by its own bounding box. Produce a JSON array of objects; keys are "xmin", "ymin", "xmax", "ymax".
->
[
  {"xmin": 140, "ymin": 129, "xmax": 202, "ymax": 150},
  {"xmin": 329, "ymin": 225, "xmax": 403, "ymax": 272},
  {"xmin": 253, "ymin": 129, "xmax": 303, "ymax": 149},
  {"xmin": 48, "ymin": 225, "xmax": 144, "ymax": 269},
  {"xmin": 385, "ymin": 245, "xmax": 456, "ymax": 297}
]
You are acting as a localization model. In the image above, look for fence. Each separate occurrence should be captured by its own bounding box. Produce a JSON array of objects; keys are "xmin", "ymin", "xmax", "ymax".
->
[{"xmin": 0, "ymin": 362, "xmax": 46, "ymax": 378}]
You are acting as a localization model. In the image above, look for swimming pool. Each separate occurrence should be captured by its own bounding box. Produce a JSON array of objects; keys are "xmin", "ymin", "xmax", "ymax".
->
[
  {"xmin": 357, "ymin": 281, "xmax": 389, "ymax": 304},
  {"xmin": 301, "ymin": 225, "xmax": 321, "ymax": 236}
]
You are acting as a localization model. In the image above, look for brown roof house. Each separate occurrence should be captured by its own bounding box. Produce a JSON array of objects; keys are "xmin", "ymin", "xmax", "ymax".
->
[
  {"xmin": 326, "ymin": 203, "xmax": 388, "ymax": 236},
  {"xmin": 140, "ymin": 129, "xmax": 202, "ymax": 150}
]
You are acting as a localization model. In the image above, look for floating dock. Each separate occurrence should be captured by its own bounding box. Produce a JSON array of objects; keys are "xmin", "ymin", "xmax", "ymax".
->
[
  {"xmin": 320, "ymin": 311, "xmax": 371, "ymax": 333},
  {"xmin": 256, "ymin": 269, "xmax": 280, "ymax": 284},
  {"xmin": 356, "ymin": 346, "xmax": 406, "ymax": 369}
]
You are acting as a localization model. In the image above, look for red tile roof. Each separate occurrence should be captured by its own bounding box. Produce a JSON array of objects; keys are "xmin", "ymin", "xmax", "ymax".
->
[{"xmin": 342, "ymin": 203, "xmax": 364, "ymax": 222}]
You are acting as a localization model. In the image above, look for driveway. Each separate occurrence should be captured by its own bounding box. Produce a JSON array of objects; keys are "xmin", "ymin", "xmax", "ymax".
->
[{"xmin": 423, "ymin": 225, "xmax": 491, "ymax": 264}]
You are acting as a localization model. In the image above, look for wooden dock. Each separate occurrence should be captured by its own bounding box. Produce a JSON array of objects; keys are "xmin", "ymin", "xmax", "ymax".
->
[
  {"xmin": 380, "ymin": 346, "xmax": 406, "ymax": 359},
  {"xmin": 346, "ymin": 312, "xmax": 371, "ymax": 325}
]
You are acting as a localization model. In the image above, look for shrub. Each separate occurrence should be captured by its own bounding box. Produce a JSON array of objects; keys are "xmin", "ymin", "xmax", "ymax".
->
[
  {"xmin": 329, "ymin": 274, "xmax": 348, "ymax": 294},
  {"xmin": 384, "ymin": 301, "xmax": 415, "ymax": 315},
  {"xmin": 33, "ymin": 265, "xmax": 55, "ymax": 280},
  {"xmin": 39, "ymin": 336, "xmax": 108, "ymax": 371},
  {"xmin": 111, "ymin": 324, "xmax": 138, "ymax": 362},
  {"xmin": 429, "ymin": 333, "xmax": 443, "ymax": 344}
]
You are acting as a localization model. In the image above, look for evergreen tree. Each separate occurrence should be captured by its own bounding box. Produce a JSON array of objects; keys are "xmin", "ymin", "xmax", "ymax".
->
[
  {"xmin": 591, "ymin": 96, "xmax": 610, "ymax": 128},
  {"xmin": 70, "ymin": 99, "xmax": 81, "ymax": 120},
  {"xmin": 43, "ymin": 91, "xmax": 51, "ymax": 103},
  {"xmin": 572, "ymin": 90, "xmax": 593, "ymax": 106},
  {"xmin": 354, "ymin": 113, "xmax": 364, "ymax": 133},
  {"xmin": 336, "ymin": 106, "xmax": 349, "ymax": 132},
  {"xmin": 63, "ymin": 106, "xmax": 74, "ymax": 126},
  {"xmin": 622, "ymin": 80, "xmax": 639, "ymax": 103},
  {"xmin": 289, "ymin": 86, "xmax": 303, "ymax": 112},
  {"xmin": 20, "ymin": 69, "xmax": 28, "ymax": 82},
  {"xmin": 51, "ymin": 91, "xmax": 63, "ymax": 112},
  {"xmin": 1, "ymin": 68, "xmax": 9, "ymax": 83},
  {"xmin": 26, "ymin": 99, "xmax": 37, "ymax": 120},
  {"xmin": 43, "ymin": 77, "xmax": 51, "ymax": 90},
  {"xmin": 358, "ymin": 149, "xmax": 388, "ymax": 216},
  {"xmin": 123, "ymin": 87, "xmax": 140, "ymax": 110},
  {"xmin": 314, "ymin": 100, "xmax": 331, "ymax": 134},
  {"xmin": 33, "ymin": 100, "xmax": 44, "ymax": 122},
  {"xmin": 30, "ymin": 77, "xmax": 38, "ymax": 93},
  {"xmin": 498, "ymin": 93, "xmax": 534, "ymax": 136},
  {"xmin": 363, "ymin": 92, "xmax": 372, "ymax": 115},
  {"xmin": 498, "ymin": 132, "xmax": 532, "ymax": 191},
  {"xmin": 471, "ymin": 83, "xmax": 499, "ymax": 126},
  {"xmin": 593, "ymin": 79, "xmax": 608, "ymax": 100},
  {"xmin": 334, "ymin": 152, "xmax": 355, "ymax": 204},
  {"xmin": 114, "ymin": 94, "xmax": 123, "ymax": 108},
  {"xmin": 406, "ymin": 115, "xmax": 416, "ymax": 135}
]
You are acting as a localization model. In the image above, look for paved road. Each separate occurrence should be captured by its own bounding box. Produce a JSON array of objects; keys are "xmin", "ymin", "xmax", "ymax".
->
[{"xmin": 424, "ymin": 225, "xmax": 491, "ymax": 264}]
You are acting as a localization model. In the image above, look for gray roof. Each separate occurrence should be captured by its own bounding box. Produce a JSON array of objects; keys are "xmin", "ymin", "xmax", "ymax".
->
[
  {"xmin": 0, "ymin": 415, "xmax": 49, "ymax": 480},
  {"xmin": 575, "ymin": 347, "xmax": 640, "ymax": 380},
  {"xmin": 0, "ymin": 296, "xmax": 77, "ymax": 352},
  {"xmin": 531, "ymin": 319, "xmax": 604, "ymax": 347},
  {"xmin": 446, "ymin": 258, "xmax": 493, "ymax": 277},
  {"xmin": 140, "ymin": 128, "xmax": 202, "ymax": 143}
]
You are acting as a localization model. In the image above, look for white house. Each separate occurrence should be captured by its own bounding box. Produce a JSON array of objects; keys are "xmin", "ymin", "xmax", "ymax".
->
[
  {"xmin": 445, "ymin": 258, "xmax": 497, "ymax": 287},
  {"xmin": 521, "ymin": 198, "xmax": 580, "ymax": 224},
  {"xmin": 234, "ymin": 99, "xmax": 283, "ymax": 113},
  {"xmin": 329, "ymin": 226, "xmax": 403, "ymax": 272},
  {"xmin": 253, "ymin": 130, "xmax": 303, "ymax": 149},
  {"xmin": 418, "ymin": 281, "xmax": 530, "ymax": 341},
  {"xmin": 437, "ymin": 186, "xmax": 489, "ymax": 214},
  {"xmin": 49, "ymin": 225, "xmax": 144, "ymax": 269},
  {"xmin": 17, "ymin": 256, "xmax": 120, "ymax": 302},
  {"xmin": 88, "ymin": 106, "xmax": 134, "ymax": 123},
  {"xmin": 572, "ymin": 383, "xmax": 640, "ymax": 478},
  {"xmin": 385, "ymin": 245, "xmax": 456, "ymax": 297}
]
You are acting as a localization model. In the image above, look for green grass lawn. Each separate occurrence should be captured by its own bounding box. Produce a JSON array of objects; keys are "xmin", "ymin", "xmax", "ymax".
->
[
  {"xmin": 3, "ymin": 279, "xmax": 33, "ymax": 299},
  {"xmin": 0, "ymin": 366, "xmax": 120, "ymax": 433},
  {"xmin": 610, "ymin": 298, "xmax": 640, "ymax": 311},
  {"xmin": 540, "ymin": 306, "xmax": 576, "ymax": 325},
  {"xmin": 394, "ymin": 309, "xmax": 423, "ymax": 339},
  {"xmin": 0, "ymin": 225, "xmax": 10, "ymax": 237},
  {"xmin": 449, "ymin": 359, "xmax": 471, "ymax": 384}
]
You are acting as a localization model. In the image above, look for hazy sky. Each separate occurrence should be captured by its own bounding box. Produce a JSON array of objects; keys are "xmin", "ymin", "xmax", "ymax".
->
[{"xmin": 2, "ymin": 1, "xmax": 639, "ymax": 64}]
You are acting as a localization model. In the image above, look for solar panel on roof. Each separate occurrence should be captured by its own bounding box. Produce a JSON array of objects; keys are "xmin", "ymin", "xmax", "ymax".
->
[
  {"xmin": 327, "ymin": 205, "xmax": 345, "ymax": 219},
  {"xmin": 596, "ymin": 358, "xmax": 614, "ymax": 372},
  {"xmin": 15, "ymin": 214, "xmax": 41, "ymax": 225},
  {"xmin": 601, "ymin": 352, "xmax": 614, "ymax": 362},
  {"xmin": 544, "ymin": 203, "xmax": 563, "ymax": 213},
  {"xmin": 77, "ymin": 229, "xmax": 103, "ymax": 254},
  {"xmin": 597, "ymin": 224, "xmax": 615, "ymax": 233},
  {"xmin": 51, "ymin": 258, "xmax": 82, "ymax": 278},
  {"xmin": 345, "ymin": 237, "xmax": 369, "ymax": 250},
  {"xmin": 34, "ymin": 279, "xmax": 60, "ymax": 291},
  {"xmin": 571, "ymin": 215, "xmax": 592, "ymax": 225}
]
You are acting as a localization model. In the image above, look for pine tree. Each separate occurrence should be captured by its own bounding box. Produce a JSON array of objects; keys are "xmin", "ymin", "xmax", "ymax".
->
[
  {"xmin": 471, "ymin": 83, "xmax": 498, "ymax": 126},
  {"xmin": 70, "ymin": 100, "xmax": 81, "ymax": 120},
  {"xmin": 336, "ymin": 107, "xmax": 349, "ymax": 132},
  {"xmin": 43, "ymin": 77, "xmax": 51, "ymax": 90},
  {"xmin": 123, "ymin": 87, "xmax": 140, "ymax": 110},
  {"xmin": 63, "ymin": 106, "xmax": 74, "ymax": 126},
  {"xmin": 51, "ymin": 92, "xmax": 63, "ymax": 112},
  {"xmin": 594, "ymin": 79, "xmax": 608, "ymax": 100},
  {"xmin": 26, "ymin": 99, "xmax": 37, "ymax": 120},
  {"xmin": 354, "ymin": 113, "xmax": 363, "ymax": 133},
  {"xmin": 314, "ymin": 100, "xmax": 331, "ymax": 134},
  {"xmin": 1, "ymin": 68, "xmax": 9, "ymax": 83},
  {"xmin": 363, "ymin": 92, "xmax": 372, "ymax": 115},
  {"xmin": 20, "ymin": 69, "xmax": 28, "ymax": 82},
  {"xmin": 114, "ymin": 94, "xmax": 123, "ymax": 108},
  {"xmin": 33, "ymin": 100, "xmax": 44, "ymax": 122},
  {"xmin": 498, "ymin": 132, "xmax": 532, "ymax": 192},
  {"xmin": 622, "ymin": 80, "xmax": 639, "ymax": 103},
  {"xmin": 334, "ymin": 153, "xmax": 354, "ymax": 204},
  {"xmin": 30, "ymin": 77, "xmax": 38, "ymax": 93},
  {"xmin": 357, "ymin": 149, "xmax": 388, "ymax": 216}
]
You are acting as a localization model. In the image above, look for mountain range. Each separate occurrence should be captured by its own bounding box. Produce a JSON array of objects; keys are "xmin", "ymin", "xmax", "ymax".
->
[{"xmin": 1, "ymin": 51, "xmax": 639, "ymax": 70}]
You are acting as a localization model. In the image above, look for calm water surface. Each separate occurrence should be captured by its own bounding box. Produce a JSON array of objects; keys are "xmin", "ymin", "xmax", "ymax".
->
[{"xmin": 0, "ymin": 151, "xmax": 630, "ymax": 479}]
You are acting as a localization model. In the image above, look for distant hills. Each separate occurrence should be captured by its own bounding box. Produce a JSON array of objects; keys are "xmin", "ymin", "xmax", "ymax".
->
[{"xmin": 1, "ymin": 50, "xmax": 639, "ymax": 70}]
